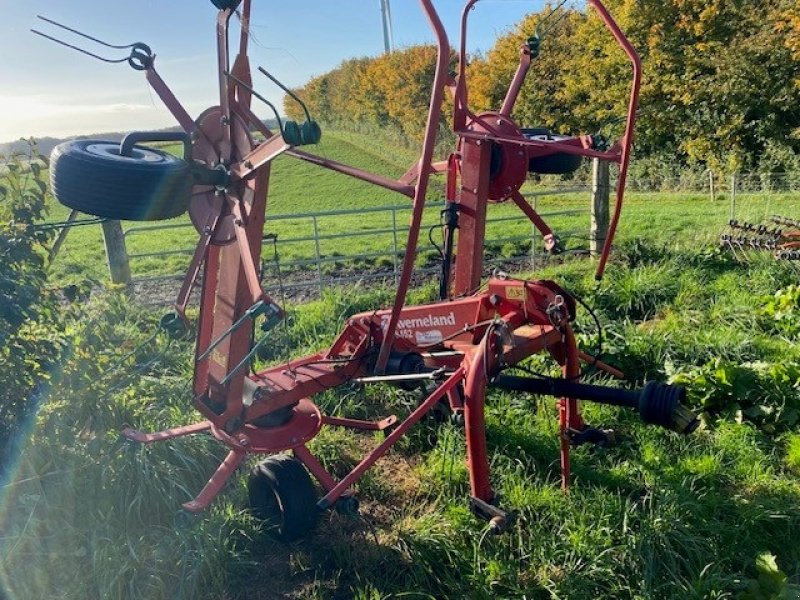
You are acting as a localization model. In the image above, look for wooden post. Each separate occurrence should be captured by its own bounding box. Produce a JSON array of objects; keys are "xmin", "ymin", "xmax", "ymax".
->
[
  {"xmin": 590, "ymin": 158, "xmax": 610, "ymax": 258},
  {"xmin": 730, "ymin": 173, "xmax": 737, "ymax": 220},
  {"xmin": 709, "ymin": 169, "xmax": 716, "ymax": 203},
  {"xmin": 48, "ymin": 209, "xmax": 78, "ymax": 263},
  {"xmin": 101, "ymin": 220, "xmax": 132, "ymax": 286}
]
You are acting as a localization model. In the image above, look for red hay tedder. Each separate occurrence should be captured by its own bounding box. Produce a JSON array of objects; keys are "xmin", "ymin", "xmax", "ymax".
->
[{"xmin": 37, "ymin": 0, "xmax": 698, "ymax": 540}]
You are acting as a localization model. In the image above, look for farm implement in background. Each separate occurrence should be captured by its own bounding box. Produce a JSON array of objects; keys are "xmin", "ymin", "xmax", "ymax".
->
[
  {"xmin": 720, "ymin": 216, "xmax": 800, "ymax": 262},
  {"xmin": 36, "ymin": 0, "xmax": 698, "ymax": 539}
]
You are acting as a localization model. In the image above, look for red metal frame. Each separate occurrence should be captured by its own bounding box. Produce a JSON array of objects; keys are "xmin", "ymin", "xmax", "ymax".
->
[{"xmin": 122, "ymin": 0, "xmax": 642, "ymax": 522}]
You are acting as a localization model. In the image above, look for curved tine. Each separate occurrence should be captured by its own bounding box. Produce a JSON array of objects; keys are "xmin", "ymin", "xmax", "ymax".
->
[
  {"xmin": 539, "ymin": 5, "xmax": 570, "ymax": 37},
  {"xmin": 535, "ymin": 0, "xmax": 569, "ymax": 37},
  {"xmin": 258, "ymin": 66, "xmax": 313, "ymax": 123},
  {"xmin": 225, "ymin": 71, "xmax": 284, "ymax": 129},
  {"xmin": 30, "ymin": 30, "xmax": 129, "ymax": 64},
  {"xmin": 36, "ymin": 15, "xmax": 138, "ymax": 49}
]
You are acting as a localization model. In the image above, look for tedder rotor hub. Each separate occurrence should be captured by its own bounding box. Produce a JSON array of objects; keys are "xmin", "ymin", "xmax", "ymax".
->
[
  {"xmin": 189, "ymin": 107, "xmax": 258, "ymax": 245},
  {"xmin": 467, "ymin": 112, "xmax": 528, "ymax": 202}
]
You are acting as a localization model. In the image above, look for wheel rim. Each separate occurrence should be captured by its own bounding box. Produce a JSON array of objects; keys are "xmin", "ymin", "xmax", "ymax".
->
[{"xmin": 84, "ymin": 142, "xmax": 168, "ymax": 163}]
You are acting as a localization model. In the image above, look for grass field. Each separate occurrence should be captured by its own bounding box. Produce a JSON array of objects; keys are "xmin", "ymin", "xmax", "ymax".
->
[
  {"xmin": 43, "ymin": 130, "xmax": 798, "ymax": 289},
  {"xmin": 46, "ymin": 131, "xmax": 425, "ymax": 283},
  {"xmin": 3, "ymin": 131, "xmax": 800, "ymax": 599}
]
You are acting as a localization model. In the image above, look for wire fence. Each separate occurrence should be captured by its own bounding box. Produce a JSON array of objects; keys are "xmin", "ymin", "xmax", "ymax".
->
[
  {"xmin": 36, "ymin": 170, "xmax": 800, "ymax": 305},
  {"xmin": 611, "ymin": 170, "xmax": 800, "ymax": 195},
  {"xmin": 125, "ymin": 188, "xmax": 587, "ymax": 306}
]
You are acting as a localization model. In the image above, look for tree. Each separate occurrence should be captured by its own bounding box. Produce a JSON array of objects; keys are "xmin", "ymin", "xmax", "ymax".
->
[{"xmin": 286, "ymin": 2, "xmax": 800, "ymax": 172}]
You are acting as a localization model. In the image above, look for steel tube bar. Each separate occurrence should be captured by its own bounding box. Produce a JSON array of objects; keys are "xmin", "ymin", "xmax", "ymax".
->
[
  {"xmin": 293, "ymin": 444, "xmax": 338, "ymax": 492},
  {"xmin": 145, "ymin": 68, "xmax": 199, "ymax": 137},
  {"xmin": 500, "ymin": 48, "xmax": 531, "ymax": 117},
  {"xmin": 319, "ymin": 368, "xmax": 464, "ymax": 508},
  {"xmin": 182, "ymin": 449, "xmax": 246, "ymax": 512},
  {"xmin": 463, "ymin": 340, "xmax": 494, "ymax": 501},
  {"xmin": 511, "ymin": 190, "xmax": 555, "ymax": 238},
  {"xmin": 121, "ymin": 420, "xmax": 211, "ymax": 443},
  {"xmin": 375, "ymin": 0, "xmax": 450, "ymax": 373},
  {"xmin": 215, "ymin": 9, "xmax": 234, "ymax": 163},
  {"xmin": 286, "ymin": 149, "xmax": 415, "ymax": 198},
  {"xmin": 559, "ymin": 325, "xmax": 583, "ymax": 489},
  {"xmin": 588, "ymin": 0, "xmax": 641, "ymax": 279},
  {"xmin": 456, "ymin": 130, "xmax": 621, "ymax": 162}
]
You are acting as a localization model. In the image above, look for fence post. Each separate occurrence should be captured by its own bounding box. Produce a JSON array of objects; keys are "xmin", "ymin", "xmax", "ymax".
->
[
  {"xmin": 730, "ymin": 173, "xmax": 737, "ymax": 220},
  {"xmin": 590, "ymin": 158, "xmax": 610, "ymax": 258},
  {"xmin": 101, "ymin": 220, "xmax": 131, "ymax": 287},
  {"xmin": 312, "ymin": 216, "xmax": 324, "ymax": 293},
  {"xmin": 709, "ymin": 169, "xmax": 716, "ymax": 203},
  {"xmin": 391, "ymin": 208, "xmax": 399, "ymax": 284},
  {"xmin": 48, "ymin": 209, "xmax": 78, "ymax": 263}
]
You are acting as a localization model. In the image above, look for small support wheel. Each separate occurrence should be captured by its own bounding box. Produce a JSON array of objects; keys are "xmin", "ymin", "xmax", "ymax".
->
[
  {"xmin": 173, "ymin": 509, "xmax": 197, "ymax": 530},
  {"xmin": 568, "ymin": 426, "xmax": 616, "ymax": 448},
  {"xmin": 335, "ymin": 495, "xmax": 360, "ymax": 516},
  {"xmin": 428, "ymin": 398, "xmax": 453, "ymax": 424},
  {"xmin": 248, "ymin": 455, "xmax": 319, "ymax": 541}
]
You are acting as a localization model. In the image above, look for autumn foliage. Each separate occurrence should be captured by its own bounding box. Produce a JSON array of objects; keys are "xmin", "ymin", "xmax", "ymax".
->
[
  {"xmin": 287, "ymin": 0, "xmax": 799, "ymax": 172},
  {"xmin": 285, "ymin": 47, "xmax": 455, "ymax": 143}
]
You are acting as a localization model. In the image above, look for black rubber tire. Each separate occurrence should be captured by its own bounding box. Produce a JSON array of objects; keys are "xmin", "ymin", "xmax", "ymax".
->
[
  {"xmin": 521, "ymin": 129, "xmax": 583, "ymax": 175},
  {"xmin": 248, "ymin": 455, "xmax": 318, "ymax": 541},
  {"xmin": 520, "ymin": 126, "xmax": 552, "ymax": 137},
  {"xmin": 50, "ymin": 140, "xmax": 192, "ymax": 221}
]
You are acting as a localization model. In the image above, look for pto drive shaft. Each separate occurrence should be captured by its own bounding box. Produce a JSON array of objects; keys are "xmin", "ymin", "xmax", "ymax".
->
[{"xmin": 492, "ymin": 376, "xmax": 699, "ymax": 434}]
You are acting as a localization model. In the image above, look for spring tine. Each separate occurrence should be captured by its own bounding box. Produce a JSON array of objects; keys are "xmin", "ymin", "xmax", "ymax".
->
[
  {"xmin": 535, "ymin": 0, "xmax": 569, "ymax": 37},
  {"xmin": 224, "ymin": 71, "xmax": 284, "ymax": 129},
  {"xmin": 32, "ymin": 15, "xmax": 153, "ymax": 69},
  {"xmin": 31, "ymin": 28, "xmax": 129, "ymax": 64},
  {"xmin": 539, "ymin": 1, "xmax": 570, "ymax": 37},
  {"xmin": 36, "ymin": 15, "xmax": 136, "ymax": 49},
  {"xmin": 258, "ymin": 67, "xmax": 313, "ymax": 123}
]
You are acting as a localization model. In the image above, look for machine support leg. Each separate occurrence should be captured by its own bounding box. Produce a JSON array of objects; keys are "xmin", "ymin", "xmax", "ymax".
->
[
  {"xmin": 294, "ymin": 444, "xmax": 338, "ymax": 493},
  {"xmin": 318, "ymin": 369, "xmax": 464, "ymax": 509},
  {"xmin": 559, "ymin": 327, "xmax": 583, "ymax": 489},
  {"xmin": 463, "ymin": 345, "xmax": 494, "ymax": 502},
  {"xmin": 182, "ymin": 449, "xmax": 246, "ymax": 513},
  {"xmin": 578, "ymin": 350, "xmax": 624, "ymax": 379},
  {"xmin": 122, "ymin": 421, "xmax": 212, "ymax": 443}
]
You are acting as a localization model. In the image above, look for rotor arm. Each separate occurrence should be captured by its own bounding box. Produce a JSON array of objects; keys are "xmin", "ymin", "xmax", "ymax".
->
[
  {"xmin": 374, "ymin": 0, "xmax": 451, "ymax": 373},
  {"xmin": 586, "ymin": 0, "xmax": 642, "ymax": 280}
]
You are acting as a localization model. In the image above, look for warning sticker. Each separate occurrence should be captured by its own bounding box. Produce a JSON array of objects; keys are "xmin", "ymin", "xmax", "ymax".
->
[{"xmin": 415, "ymin": 330, "xmax": 444, "ymax": 345}]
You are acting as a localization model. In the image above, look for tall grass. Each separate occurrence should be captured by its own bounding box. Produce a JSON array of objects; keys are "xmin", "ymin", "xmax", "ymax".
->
[
  {"xmin": 4, "ymin": 132, "xmax": 800, "ymax": 598},
  {"xmin": 4, "ymin": 236, "xmax": 800, "ymax": 598}
]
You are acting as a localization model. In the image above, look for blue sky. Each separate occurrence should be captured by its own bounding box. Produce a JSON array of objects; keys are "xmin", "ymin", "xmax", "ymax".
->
[{"xmin": 0, "ymin": 1, "xmax": 549, "ymax": 142}]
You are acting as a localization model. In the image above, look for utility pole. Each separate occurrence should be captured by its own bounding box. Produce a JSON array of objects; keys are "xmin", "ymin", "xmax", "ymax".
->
[{"xmin": 379, "ymin": 0, "xmax": 394, "ymax": 53}]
